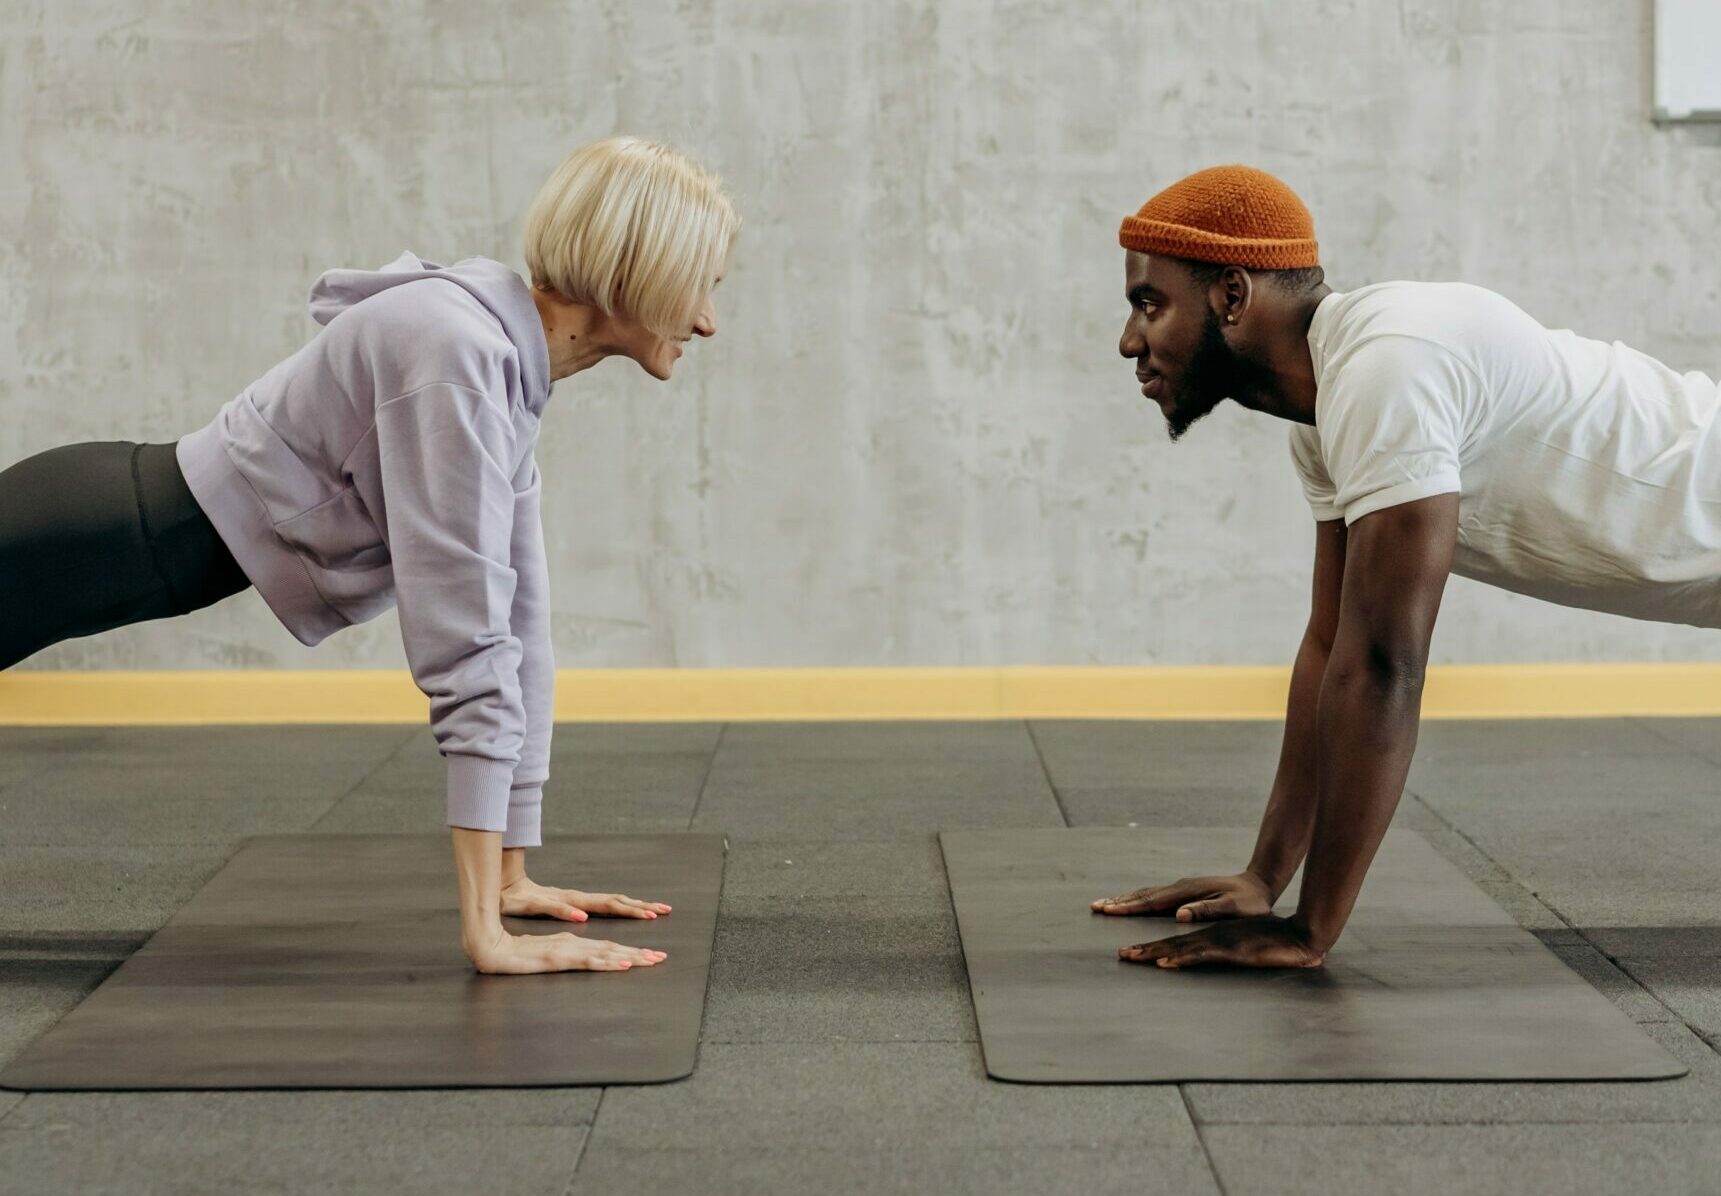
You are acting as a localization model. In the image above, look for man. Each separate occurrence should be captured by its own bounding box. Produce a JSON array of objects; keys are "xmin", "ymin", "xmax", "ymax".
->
[{"xmin": 1091, "ymin": 165, "xmax": 1721, "ymax": 969}]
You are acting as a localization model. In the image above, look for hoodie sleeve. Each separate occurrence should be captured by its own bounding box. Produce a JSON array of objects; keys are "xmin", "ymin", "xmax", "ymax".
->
[
  {"xmin": 374, "ymin": 380, "xmax": 527, "ymax": 836},
  {"xmin": 503, "ymin": 456, "xmax": 554, "ymax": 849}
]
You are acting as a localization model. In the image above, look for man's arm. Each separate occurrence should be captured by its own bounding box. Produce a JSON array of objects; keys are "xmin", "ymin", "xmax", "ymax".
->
[
  {"xmin": 1246, "ymin": 516, "xmax": 1348, "ymax": 899},
  {"xmin": 1122, "ymin": 493, "xmax": 1456, "ymax": 968},
  {"xmin": 1094, "ymin": 517, "xmax": 1347, "ymax": 922},
  {"xmin": 1289, "ymin": 492, "xmax": 1457, "ymax": 952}
]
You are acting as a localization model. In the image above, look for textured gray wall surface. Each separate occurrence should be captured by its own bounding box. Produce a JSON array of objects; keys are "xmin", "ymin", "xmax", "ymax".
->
[{"xmin": 4, "ymin": 0, "xmax": 1719, "ymax": 670}]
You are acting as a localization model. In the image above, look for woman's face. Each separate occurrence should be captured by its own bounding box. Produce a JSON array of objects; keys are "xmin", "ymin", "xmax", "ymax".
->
[{"xmin": 621, "ymin": 291, "xmax": 719, "ymax": 381}]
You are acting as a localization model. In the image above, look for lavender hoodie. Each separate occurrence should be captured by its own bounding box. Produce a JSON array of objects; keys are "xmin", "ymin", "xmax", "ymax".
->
[{"xmin": 176, "ymin": 252, "xmax": 555, "ymax": 848}]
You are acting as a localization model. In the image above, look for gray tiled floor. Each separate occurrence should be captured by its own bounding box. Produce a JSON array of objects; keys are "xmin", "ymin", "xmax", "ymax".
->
[{"xmin": 2, "ymin": 719, "xmax": 1720, "ymax": 1194}]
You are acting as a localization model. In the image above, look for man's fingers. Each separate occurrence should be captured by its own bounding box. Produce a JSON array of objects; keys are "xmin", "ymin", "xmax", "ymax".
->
[
  {"xmin": 1093, "ymin": 884, "xmax": 1183, "ymax": 915},
  {"xmin": 1118, "ymin": 937, "xmax": 1175, "ymax": 963},
  {"xmin": 1092, "ymin": 887, "xmax": 1149, "ymax": 912},
  {"xmin": 1148, "ymin": 935, "xmax": 1218, "ymax": 968},
  {"xmin": 1175, "ymin": 896, "xmax": 1232, "ymax": 923}
]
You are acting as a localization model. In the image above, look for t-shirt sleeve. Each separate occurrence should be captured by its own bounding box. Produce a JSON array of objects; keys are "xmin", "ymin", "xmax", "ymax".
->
[
  {"xmin": 1287, "ymin": 425, "xmax": 1344, "ymax": 521},
  {"xmin": 1316, "ymin": 334, "xmax": 1469, "ymax": 525}
]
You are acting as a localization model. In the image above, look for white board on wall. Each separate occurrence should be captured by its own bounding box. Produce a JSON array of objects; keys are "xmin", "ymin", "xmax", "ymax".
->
[{"xmin": 1655, "ymin": 0, "xmax": 1721, "ymax": 121}]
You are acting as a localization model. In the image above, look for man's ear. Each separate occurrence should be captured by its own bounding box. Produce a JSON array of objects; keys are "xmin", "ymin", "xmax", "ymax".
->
[{"xmin": 1218, "ymin": 266, "xmax": 1252, "ymax": 325}]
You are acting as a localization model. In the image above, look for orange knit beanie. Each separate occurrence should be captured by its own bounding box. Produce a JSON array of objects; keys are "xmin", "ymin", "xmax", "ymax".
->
[{"xmin": 1119, "ymin": 165, "xmax": 1319, "ymax": 270}]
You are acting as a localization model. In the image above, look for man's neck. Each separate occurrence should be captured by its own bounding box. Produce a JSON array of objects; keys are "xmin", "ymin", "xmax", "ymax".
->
[{"xmin": 1234, "ymin": 286, "xmax": 1330, "ymax": 426}]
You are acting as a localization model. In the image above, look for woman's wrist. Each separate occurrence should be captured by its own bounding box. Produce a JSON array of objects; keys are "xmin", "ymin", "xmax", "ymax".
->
[
  {"xmin": 501, "ymin": 846, "xmax": 528, "ymax": 888},
  {"xmin": 450, "ymin": 827, "xmax": 507, "ymax": 955},
  {"xmin": 460, "ymin": 912, "xmax": 507, "ymax": 957}
]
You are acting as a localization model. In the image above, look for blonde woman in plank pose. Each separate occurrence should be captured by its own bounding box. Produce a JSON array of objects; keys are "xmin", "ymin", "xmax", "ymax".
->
[{"xmin": 0, "ymin": 137, "xmax": 738, "ymax": 976}]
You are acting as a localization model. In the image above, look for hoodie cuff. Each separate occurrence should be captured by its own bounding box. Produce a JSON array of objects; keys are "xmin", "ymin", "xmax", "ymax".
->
[
  {"xmin": 503, "ymin": 785, "xmax": 543, "ymax": 849},
  {"xmin": 445, "ymin": 755, "xmax": 516, "ymax": 834}
]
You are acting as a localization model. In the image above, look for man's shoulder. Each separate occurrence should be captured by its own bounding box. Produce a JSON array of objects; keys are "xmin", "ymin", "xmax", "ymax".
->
[{"xmin": 1319, "ymin": 281, "xmax": 1535, "ymax": 362}]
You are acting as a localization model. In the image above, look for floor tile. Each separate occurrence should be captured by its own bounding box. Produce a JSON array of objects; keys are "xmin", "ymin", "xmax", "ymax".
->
[
  {"xmin": 701, "ymin": 896, "xmax": 975, "ymax": 1043},
  {"xmin": 693, "ymin": 722, "xmax": 1062, "ymax": 837},
  {"xmin": 1201, "ymin": 1121, "xmax": 1721, "ymax": 1196},
  {"xmin": 1184, "ymin": 1021, "xmax": 1720, "ymax": 1125},
  {"xmin": 0, "ymin": 1089, "xmax": 598, "ymax": 1196},
  {"xmin": 571, "ymin": 1042, "xmax": 1218, "ymax": 1196}
]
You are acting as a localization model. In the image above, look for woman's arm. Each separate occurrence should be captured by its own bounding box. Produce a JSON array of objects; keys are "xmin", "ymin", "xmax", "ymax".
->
[{"xmin": 504, "ymin": 458, "xmax": 554, "ymax": 849}]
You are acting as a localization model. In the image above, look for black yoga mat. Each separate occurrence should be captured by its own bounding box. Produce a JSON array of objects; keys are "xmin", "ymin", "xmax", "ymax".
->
[
  {"xmin": 1, "ymin": 834, "xmax": 724, "ymax": 1089},
  {"xmin": 941, "ymin": 827, "xmax": 1685, "ymax": 1083}
]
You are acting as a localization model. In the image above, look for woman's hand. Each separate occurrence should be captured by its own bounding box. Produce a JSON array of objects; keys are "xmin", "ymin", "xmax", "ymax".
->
[
  {"xmin": 499, "ymin": 874, "xmax": 673, "ymax": 923},
  {"xmin": 1091, "ymin": 870, "xmax": 1274, "ymax": 923},
  {"xmin": 463, "ymin": 923, "xmax": 667, "ymax": 975},
  {"xmin": 1117, "ymin": 915, "xmax": 1326, "ymax": 969}
]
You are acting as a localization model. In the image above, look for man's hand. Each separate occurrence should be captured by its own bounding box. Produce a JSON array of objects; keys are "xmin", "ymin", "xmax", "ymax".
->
[
  {"xmin": 1091, "ymin": 871, "xmax": 1273, "ymax": 923},
  {"xmin": 499, "ymin": 875, "xmax": 673, "ymax": 923},
  {"xmin": 1118, "ymin": 915, "xmax": 1325, "ymax": 969}
]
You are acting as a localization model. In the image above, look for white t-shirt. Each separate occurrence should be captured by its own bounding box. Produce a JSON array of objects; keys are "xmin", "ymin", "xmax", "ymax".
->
[{"xmin": 1290, "ymin": 282, "xmax": 1721, "ymax": 628}]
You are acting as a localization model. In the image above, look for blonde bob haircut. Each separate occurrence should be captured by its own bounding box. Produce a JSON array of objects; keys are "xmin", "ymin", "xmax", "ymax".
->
[{"xmin": 523, "ymin": 136, "xmax": 739, "ymax": 340}]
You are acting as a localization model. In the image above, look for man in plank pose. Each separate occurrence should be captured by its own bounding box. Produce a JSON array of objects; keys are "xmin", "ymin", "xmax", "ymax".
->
[{"xmin": 1091, "ymin": 165, "xmax": 1721, "ymax": 968}]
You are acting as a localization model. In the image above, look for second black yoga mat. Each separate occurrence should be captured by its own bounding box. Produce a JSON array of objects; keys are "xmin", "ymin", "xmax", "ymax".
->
[{"xmin": 941, "ymin": 827, "xmax": 1685, "ymax": 1083}]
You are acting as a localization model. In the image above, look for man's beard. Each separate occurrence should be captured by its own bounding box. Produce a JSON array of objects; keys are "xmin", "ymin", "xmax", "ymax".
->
[{"xmin": 1164, "ymin": 312, "xmax": 1245, "ymax": 442}]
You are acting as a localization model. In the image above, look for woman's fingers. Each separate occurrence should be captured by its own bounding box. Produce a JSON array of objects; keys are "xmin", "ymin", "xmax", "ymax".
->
[
  {"xmin": 563, "ymin": 890, "xmax": 673, "ymax": 919},
  {"xmin": 586, "ymin": 938, "xmax": 668, "ymax": 967},
  {"xmin": 607, "ymin": 893, "xmax": 672, "ymax": 915},
  {"xmin": 476, "ymin": 930, "xmax": 670, "ymax": 975},
  {"xmin": 506, "ymin": 879, "xmax": 674, "ymax": 922},
  {"xmin": 521, "ymin": 895, "xmax": 589, "ymax": 922},
  {"xmin": 539, "ymin": 933, "xmax": 667, "ymax": 970}
]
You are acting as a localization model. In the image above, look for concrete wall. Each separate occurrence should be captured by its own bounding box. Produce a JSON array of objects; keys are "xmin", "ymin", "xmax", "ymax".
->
[{"xmin": 5, "ymin": 0, "xmax": 1720, "ymax": 670}]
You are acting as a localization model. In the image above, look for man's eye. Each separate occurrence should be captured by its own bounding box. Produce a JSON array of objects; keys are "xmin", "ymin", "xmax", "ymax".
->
[{"xmin": 1137, "ymin": 299, "xmax": 1157, "ymax": 312}]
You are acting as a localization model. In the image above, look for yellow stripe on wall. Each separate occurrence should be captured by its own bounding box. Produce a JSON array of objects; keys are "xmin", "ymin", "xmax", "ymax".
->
[{"xmin": 1, "ymin": 664, "xmax": 1719, "ymax": 725}]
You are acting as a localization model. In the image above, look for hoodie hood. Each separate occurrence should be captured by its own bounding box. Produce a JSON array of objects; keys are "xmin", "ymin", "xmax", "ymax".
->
[{"xmin": 308, "ymin": 251, "xmax": 553, "ymax": 416}]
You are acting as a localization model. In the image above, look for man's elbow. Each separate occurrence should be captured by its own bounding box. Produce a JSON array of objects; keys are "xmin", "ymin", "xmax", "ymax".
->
[
  {"xmin": 1328, "ymin": 639, "xmax": 1429, "ymax": 696},
  {"xmin": 1362, "ymin": 640, "xmax": 1428, "ymax": 692}
]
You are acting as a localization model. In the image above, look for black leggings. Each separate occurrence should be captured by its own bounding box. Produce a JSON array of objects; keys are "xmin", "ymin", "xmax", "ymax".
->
[{"xmin": 0, "ymin": 440, "xmax": 252, "ymax": 670}]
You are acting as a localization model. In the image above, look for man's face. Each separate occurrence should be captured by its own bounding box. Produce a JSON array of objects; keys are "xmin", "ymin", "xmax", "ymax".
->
[{"xmin": 1117, "ymin": 251, "xmax": 1240, "ymax": 441}]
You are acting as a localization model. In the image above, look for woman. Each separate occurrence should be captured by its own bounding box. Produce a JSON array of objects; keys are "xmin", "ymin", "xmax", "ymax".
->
[{"xmin": 0, "ymin": 136, "xmax": 739, "ymax": 976}]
